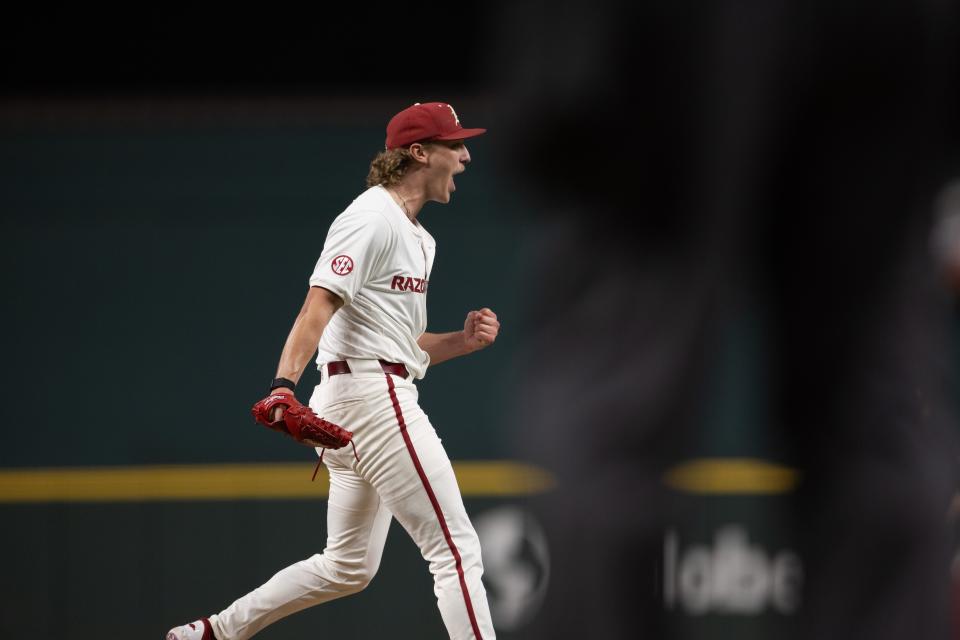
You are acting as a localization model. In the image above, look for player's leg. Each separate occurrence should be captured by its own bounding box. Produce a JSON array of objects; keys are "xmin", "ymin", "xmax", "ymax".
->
[
  {"xmin": 207, "ymin": 460, "xmax": 392, "ymax": 640},
  {"xmin": 375, "ymin": 374, "xmax": 496, "ymax": 640}
]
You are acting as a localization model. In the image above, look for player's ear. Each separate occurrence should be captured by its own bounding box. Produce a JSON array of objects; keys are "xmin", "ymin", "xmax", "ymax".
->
[{"xmin": 408, "ymin": 142, "xmax": 430, "ymax": 164}]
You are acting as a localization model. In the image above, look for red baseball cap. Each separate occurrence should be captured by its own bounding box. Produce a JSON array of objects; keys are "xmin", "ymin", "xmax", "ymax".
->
[{"xmin": 385, "ymin": 102, "xmax": 486, "ymax": 150}]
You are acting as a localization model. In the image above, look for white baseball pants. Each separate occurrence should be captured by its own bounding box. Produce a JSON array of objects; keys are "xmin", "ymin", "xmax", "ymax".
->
[{"xmin": 209, "ymin": 358, "xmax": 495, "ymax": 640}]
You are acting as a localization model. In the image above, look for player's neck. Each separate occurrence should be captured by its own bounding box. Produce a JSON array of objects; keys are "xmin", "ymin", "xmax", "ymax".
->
[{"xmin": 386, "ymin": 184, "xmax": 425, "ymax": 221}]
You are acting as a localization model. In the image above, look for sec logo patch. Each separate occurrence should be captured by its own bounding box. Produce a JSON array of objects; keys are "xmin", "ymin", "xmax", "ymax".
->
[{"xmin": 331, "ymin": 255, "xmax": 354, "ymax": 275}]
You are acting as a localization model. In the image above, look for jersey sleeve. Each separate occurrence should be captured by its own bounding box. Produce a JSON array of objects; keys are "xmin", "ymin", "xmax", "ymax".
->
[{"xmin": 309, "ymin": 210, "xmax": 392, "ymax": 306}]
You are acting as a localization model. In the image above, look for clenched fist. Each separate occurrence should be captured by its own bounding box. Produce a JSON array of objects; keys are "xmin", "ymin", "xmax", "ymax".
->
[{"xmin": 464, "ymin": 308, "xmax": 500, "ymax": 352}]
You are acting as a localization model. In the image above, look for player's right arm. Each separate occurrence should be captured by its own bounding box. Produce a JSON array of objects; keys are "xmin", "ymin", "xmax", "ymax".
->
[
  {"xmin": 272, "ymin": 285, "xmax": 344, "ymax": 391},
  {"xmin": 253, "ymin": 284, "xmax": 351, "ymax": 439}
]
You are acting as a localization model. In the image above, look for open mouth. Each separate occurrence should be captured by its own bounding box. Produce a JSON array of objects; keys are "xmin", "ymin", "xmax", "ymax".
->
[{"xmin": 451, "ymin": 167, "xmax": 465, "ymax": 192}]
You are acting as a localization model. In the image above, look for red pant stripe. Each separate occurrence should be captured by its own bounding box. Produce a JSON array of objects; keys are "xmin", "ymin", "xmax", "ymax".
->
[{"xmin": 384, "ymin": 374, "xmax": 484, "ymax": 639}]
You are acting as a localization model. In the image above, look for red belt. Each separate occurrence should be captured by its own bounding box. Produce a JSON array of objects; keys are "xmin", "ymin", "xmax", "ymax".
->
[{"xmin": 327, "ymin": 359, "xmax": 409, "ymax": 379}]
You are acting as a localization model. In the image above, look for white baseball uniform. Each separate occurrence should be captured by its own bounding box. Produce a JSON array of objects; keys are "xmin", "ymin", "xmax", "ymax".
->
[{"xmin": 208, "ymin": 185, "xmax": 495, "ymax": 640}]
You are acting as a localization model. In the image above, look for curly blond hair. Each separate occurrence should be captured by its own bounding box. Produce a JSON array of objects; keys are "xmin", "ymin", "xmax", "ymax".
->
[{"xmin": 366, "ymin": 148, "xmax": 416, "ymax": 187}]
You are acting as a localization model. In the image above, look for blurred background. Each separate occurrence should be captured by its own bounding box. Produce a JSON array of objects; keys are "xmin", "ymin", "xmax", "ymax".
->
[{"xmin": 2, "ymin": 2, "xmax": 959, "ymax": 639}]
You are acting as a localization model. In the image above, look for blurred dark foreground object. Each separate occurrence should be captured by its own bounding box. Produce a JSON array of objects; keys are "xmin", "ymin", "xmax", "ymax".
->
[{"xmin": 493, "ymin": 1, "xmax": 960, "ymax": 638}]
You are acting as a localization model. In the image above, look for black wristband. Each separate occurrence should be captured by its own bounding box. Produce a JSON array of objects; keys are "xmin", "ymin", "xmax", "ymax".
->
[{"xmin": 269, "ymin": 377, "xmax": 297, "ymax": 392}]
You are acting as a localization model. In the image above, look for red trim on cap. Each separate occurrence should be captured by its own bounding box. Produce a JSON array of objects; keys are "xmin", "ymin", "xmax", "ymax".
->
[
  {"xmin": 384, "ymin": 374, "xmax": 484, "ymax": 639},
  {"xmin": 432, "ymin": 127, "xmax": 487, "ymax": 142}
]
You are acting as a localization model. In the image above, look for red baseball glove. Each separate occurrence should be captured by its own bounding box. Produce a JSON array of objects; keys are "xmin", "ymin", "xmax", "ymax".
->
[{"xmin": 251, "ymin": 392, "xmax": 353, "ymax": 450}]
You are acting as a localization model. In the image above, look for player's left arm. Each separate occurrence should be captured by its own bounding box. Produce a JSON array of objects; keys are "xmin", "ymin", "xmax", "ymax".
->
[{"xmin": 418, "ymin": 307, "xmax": 499, "ymax": 366}]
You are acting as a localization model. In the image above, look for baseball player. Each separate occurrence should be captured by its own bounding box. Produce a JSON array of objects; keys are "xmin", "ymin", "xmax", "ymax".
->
[{"xmin": 166, "ymin": 102, "xmax": 499, "ymax": 640}]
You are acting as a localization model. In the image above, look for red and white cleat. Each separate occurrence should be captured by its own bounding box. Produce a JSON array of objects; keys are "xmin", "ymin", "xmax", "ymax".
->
[{"xmin": 166, "ymin": 618, "xmax": 213, "ymax": 640}]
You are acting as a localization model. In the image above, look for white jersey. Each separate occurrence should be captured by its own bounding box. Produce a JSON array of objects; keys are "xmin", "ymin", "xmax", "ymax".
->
[{"xmin": 309, "ymin": 185, "xmax": 436, "ymax": 379}]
